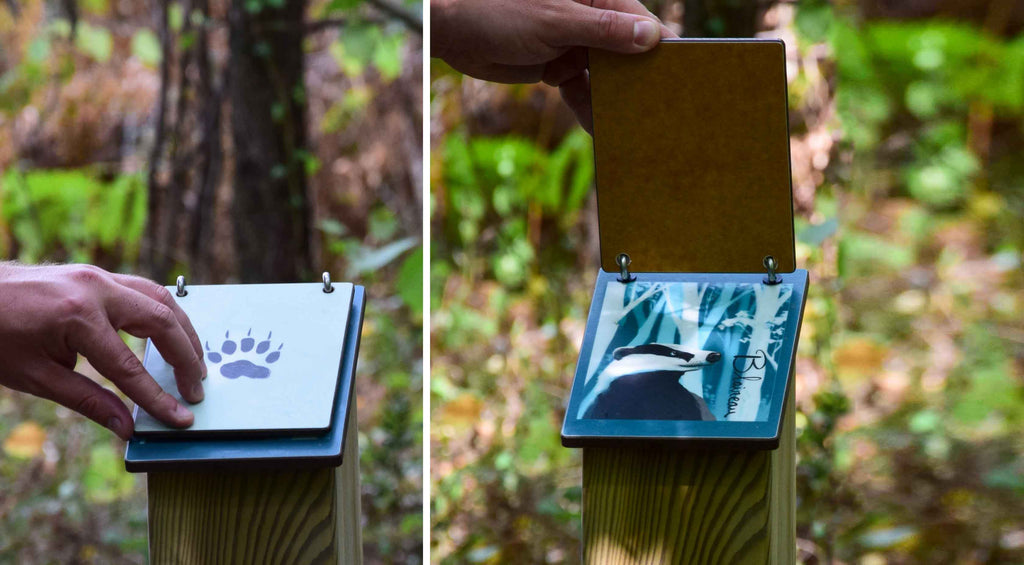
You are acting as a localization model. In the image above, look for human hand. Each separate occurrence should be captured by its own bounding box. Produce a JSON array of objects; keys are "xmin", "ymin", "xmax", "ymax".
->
[
  {"xmin": 432, "ymin": 0, "xmax": 677, "ymax": 131},
  {"xmin": 0, "ymin": 263, "xmax": 206, "ymax": 440}
]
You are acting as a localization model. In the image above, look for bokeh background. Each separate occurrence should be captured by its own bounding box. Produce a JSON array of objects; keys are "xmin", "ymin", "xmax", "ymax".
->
[
  {"xmin": 431, "ymin": 0, "xmax": 1024, "ymax": 563},
  {"xmin": 0, "ymin": 0, "xmax": 422, "ymax": 563}
]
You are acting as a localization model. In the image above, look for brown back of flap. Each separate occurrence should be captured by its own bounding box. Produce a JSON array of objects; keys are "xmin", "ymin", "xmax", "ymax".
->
[{"xmin": 591, "ymin": 39, "xmax": 796, "ymax": 274}]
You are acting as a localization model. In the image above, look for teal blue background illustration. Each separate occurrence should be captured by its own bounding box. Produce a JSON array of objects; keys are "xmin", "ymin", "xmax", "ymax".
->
[
  {"xmin": 563, "ymin": 270, "xmax": 808, "ymax": 448},
  {"xmin": 577, "ymin": 280, "xmax": 794, "ymax": 422}
]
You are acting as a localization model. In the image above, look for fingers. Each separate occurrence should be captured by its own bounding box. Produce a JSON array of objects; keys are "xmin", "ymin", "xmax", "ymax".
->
[
  {"xmin": 104, "ymin": 285, "xmax": 205, "ymax": 405},
  {"xmin": 34, "ymin": 363, "xmax": 135, "ymax": 440},
  {"xmin": 559, "ymin": 0, "xmax": 662, "ymax": 53},
  {"xmin": 559, "ymin": 71, "xmax": 594, "ymax": 134},
  {"xmin": 544, "ymin": 49, "xmax": 593, "ymax": 133},
  {"xmin": 111, "ymin": 274, "xmax": 206, "ymax": 380},
  {"xmin": 70, "ymin": 325, "xmax": 194, "ymax": 429},
  {"xmin": 542, "ymin": 47, "xmax": 588, "ymax": 87},
  {"xmin": 587, "ymin": 0, "xmax": 678, "ymax": 38}
]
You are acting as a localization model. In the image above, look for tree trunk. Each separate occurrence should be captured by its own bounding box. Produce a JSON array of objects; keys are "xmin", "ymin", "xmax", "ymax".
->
[
  {"xmin": 144, "ymin": 0, "xmax": 224, "ymax": 285},
  {"xmin": 228, "ymin": 0, "xmax": 313, "ymax": 283},
  {"xmin": 143, "ymin": 0, "xmax": 175, "ymax": 284},
  {"xmin": 187, "ymin": 0, "xmax": 224, "ymax": 284}
]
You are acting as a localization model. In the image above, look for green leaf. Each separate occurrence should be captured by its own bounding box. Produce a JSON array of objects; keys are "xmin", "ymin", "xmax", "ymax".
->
[
  {"xmin": 985, "ymin": 463, "xmax": 1024, "ymax": 493},
  {"xmin": 903, "ymin": 143, "xmax": 977, "ymax": 207},
  {"xmin": 950, "ymin": 326, "xmax": 1024, "ymax": 429},
  {"xmin": 372, "ymin": 32, "xmax": 404, "ymax": 81},
  {"xmin": 908, "ymin": 410, "xmax": 941, "ymax": 433},
  {"xmin": 952, "ymin": 360, "xmax": 1020, "ymax": 426},
  {"xmin": 95, "ymin": 174, "xmax": 147, "ymax": 254},
  {"xmin": 518, "ymin": 383, "xmax": 559, "ymax": 469},
  {"xmin": 169, "ymin": 4, "xmax": 185, "ymax": 32},
  {"xmin": 318, "ymin": 218, "xmax": 348, "ymax": 237},
  {"xmin": 75, "ymin": 22, "xmax": 113, "ymax": 63},
  {"xmin": 1, "ymin": 168, "xmax": 147, "ymax": 263},
  {"xmin": 80, "ymin": 0, "xmax": 110, "ymax": 15},
  {"xmin": 333, "ymin": 26, "xmax": 377, "ymax": 76},
  {"xmin": 838, "ymin": 231, "xmax": 916, "ymax": 278},
  {"xmin": 326, "ymin": 0, "xmax": 365, "ymax": 11},
  {"xmin": 83, "ymin": 444, "xmax": 135, "ymax": 504},
  {"xmin": 794, "ymin": 1, "xmax": 833, "ymax": 44},
  {"xmin": 368, "ymin": 207, "xmax": 399, "ymax": 240},
  {"xmin": 131, "ymin": 29, "xmax": 162, "ymax": 67},
  {"xmin": 320, "ymin": 85, "xmax": 371, "ymax": 133},
  {"xmin": 564, "ymin": 129, "xmax": 595, "ymax": 214},
  {"xmin": 798, "ymin": 217, "xmax": 838, "ymax": 246},
  {"xmin": 904, "ymin": 80, "xmax": 943, "ymax": 118},
  {"xmin": 26, "ymin": 37, "xmax": 51, "ymax": 64},
  {"xmin": 347, "ymin": 236, "xmax": 418, "ymax": 275},
  {"xmin": 492, "ymin": 237, "xmax": 533, "ymax": 287},
  {"xmin": 397, "ymin": 246, "xmax": 423, "ymax": 314}
]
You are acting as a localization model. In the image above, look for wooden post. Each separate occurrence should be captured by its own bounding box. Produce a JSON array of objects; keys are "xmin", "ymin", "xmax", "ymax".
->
[
  {"xmin": 581, "ymin": 374, "xmax": 795, "ymax": 564},
  {"xmin": 146, "ymin": 404, "xmax": 362, "ymax": 564}
]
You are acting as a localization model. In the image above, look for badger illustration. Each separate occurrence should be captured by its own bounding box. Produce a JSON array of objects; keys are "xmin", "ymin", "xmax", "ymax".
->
[{"xmin": 577, "ymin": 343, "xmax": 721, "ymax": 421}]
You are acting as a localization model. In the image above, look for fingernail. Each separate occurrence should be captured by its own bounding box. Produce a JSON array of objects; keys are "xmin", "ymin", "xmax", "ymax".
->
[
  {"xmin": 633, "ymin": 19, "xmax": 659, "ymax": 48},
  {"xmin": 174, "ymin": 402, "xmax": 193, "ymax": 421},
  {"xmin": 192, "ymin": 382, "xmax": 204, "ymax": 402}
]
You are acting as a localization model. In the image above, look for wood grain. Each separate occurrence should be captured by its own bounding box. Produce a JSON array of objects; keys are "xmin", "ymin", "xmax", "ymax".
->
[
  {"xmin": 582, "ymin": 377, "xmax": 796, "ymax": 564},
  {"xmin": 147, "ymin": 405, "xmax": 362, "ymax": 564}
]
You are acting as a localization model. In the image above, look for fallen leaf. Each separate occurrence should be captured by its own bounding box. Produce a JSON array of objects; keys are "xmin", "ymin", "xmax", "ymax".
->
[
  {"xmin": 833, "ymin": 337, "xmax": 888, "ymax": 381},
  {"xmin": 437, "ymin": 393, "xmax": 484, "ymax": 431},
  {"xmin": 3, "ymin": 421, "xmax": 46, "ymax": 459}
]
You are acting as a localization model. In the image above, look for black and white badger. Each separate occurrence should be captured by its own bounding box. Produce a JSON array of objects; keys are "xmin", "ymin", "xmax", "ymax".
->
[{"xmin": 578, "ymin": 343, "xmax": 721, "ymax": 421}]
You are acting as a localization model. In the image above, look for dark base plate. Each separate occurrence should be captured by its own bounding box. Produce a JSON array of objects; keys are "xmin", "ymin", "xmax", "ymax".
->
[{"xmin": 124, "ymin": 285, "xmax": 365, "ymax": 473}]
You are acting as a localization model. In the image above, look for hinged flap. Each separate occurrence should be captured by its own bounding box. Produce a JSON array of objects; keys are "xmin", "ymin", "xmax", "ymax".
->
[
  {"xmin": 591, "ymin": 39, "xmax": 796, "ymax": 273},
  {"xmin": 134, "ymin": 281, "xmax": 354, "ymax": 437}
]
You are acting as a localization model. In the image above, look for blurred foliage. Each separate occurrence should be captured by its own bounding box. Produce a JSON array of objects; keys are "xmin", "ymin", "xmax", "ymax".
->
[
  {"xmin": 432, "ymin": 1, "xmax": 1024, "ymax": 564},
  {"xmin": 431, "ymin": 62, "xmax": 595, "ymax": 562},
  {"xmin": 0, "ymin": 0, "xmax": 421, "ymax": 563},
  {"xmin": 1, "ymin": 168, "xmax": 147, "ymax": 266},
  {"xmin": 438, "ymin": 127, "xmax": 592, "ymax": 288},
  {"xmin": 321, "ymin": 0, "xmax": 420, "ymax": 84},
  {"xmin": 0, "ymin": 385, "xmax": 149, "ymax": 563}
]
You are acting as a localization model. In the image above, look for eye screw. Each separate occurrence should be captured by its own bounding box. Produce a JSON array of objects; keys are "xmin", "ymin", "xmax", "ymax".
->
[
  {"xmin": 617, "ymin": 253, "xmax": 636, "ymax": 283},
  {"xmin": 763, "ymin": 255, "xmax": 780, "ymax": 285}
]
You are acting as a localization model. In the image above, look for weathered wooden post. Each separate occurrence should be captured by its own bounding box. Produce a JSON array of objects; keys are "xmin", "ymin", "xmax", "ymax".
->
[
  {"xmin": 145, "ymin": 411, "xmax": 362, "ymax": 564},
  {"xmin": 580, "ymin": 376, "xmax": 795, "ymax": 564},
  {"xmin": 126, "ymin": 279, "xmax": 365, "ymax": 565},
  {"xmin": 561, "ymin": 40, "xmax": 806, "ymax": 564}
]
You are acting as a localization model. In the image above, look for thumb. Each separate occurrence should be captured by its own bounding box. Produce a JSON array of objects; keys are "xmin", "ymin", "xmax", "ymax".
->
[{"xmin": 558, "ymin": 5, "xmax": 661, "ymax": 53}]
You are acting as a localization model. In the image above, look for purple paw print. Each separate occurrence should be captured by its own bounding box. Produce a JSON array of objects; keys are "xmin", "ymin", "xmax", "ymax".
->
[{"xmin": 205, "ymin": 330, "xmax": 283, "ymax": 379}]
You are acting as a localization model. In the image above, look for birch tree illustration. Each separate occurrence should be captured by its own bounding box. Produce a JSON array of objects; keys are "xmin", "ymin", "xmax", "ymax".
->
[
  {"xmin": 713, "ymin": 283, "xmax": 793, "ymax": 420},
  {"xmin": 578, "ymin": 280, "xmax": 793, "ymax": 421}
]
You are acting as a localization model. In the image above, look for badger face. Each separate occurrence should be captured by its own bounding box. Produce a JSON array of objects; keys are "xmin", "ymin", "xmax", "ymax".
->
[
  {"xmin": 577, "ymin": 343, "xmax": 723, "ymax": 419},
  {"xmin": 609, "ymin": 343, "xmax": 721, "ymax": 375}
]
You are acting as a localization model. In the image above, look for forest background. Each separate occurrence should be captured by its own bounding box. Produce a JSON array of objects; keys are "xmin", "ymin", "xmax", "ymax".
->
[
  {"xmin": 0, "ymin": 0, "xmax": 423, "ymax": 563},
  {"xmin": 431, "ymin": 0, "xmax": 1024, "ymax": 563}
]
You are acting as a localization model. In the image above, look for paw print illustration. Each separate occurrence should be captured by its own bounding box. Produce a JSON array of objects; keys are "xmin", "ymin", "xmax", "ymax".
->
[{"xmin": 206, "ymin": 330, "xmax": 283, "ymax": 379}]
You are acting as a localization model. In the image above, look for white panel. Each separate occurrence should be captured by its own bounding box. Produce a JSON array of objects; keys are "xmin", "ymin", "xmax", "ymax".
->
[{"xmin": 134, "ymin": 282, "xmax": 354, "ymax": 436}]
